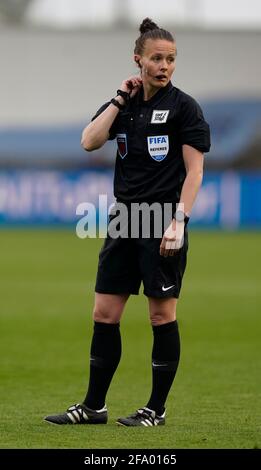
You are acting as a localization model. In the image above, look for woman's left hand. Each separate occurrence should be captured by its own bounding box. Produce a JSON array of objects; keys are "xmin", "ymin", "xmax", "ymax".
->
[
  {"xmin": 160, "ymin": 219, "xmax": 185, "ymax": 257},
  {"xmin": 119, "ymin": 76, "xmax": 142, "ymax": 99}
]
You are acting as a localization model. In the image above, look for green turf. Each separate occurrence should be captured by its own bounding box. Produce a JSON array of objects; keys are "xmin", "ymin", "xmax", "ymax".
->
[{"xmin": 0, "ymin": 229, "xmax": 260, "ymax": 449}]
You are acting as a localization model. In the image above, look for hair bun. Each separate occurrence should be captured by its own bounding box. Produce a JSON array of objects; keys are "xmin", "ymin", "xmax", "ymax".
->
[{"xmin": 139, "ymin": 17, "xmax": 159, "ymax": 35}]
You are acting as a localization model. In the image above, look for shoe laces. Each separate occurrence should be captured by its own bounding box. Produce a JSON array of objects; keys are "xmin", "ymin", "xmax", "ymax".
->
[
  {"xmin": 67, "ymin": 403, "xmax": 82, "ymax": 412},
  {"xmin": 134, "ymin": 407, "xmax": 156, "ymax": 423},
  {"xmin": 67, "ymin": 403, "xmax": 87, "ymax": 419}
]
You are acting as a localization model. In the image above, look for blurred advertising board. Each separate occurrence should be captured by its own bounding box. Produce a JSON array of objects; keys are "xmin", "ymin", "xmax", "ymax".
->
[{"xmin": 0, "ymin": 170, "xmax": 260, "ymax": 229}]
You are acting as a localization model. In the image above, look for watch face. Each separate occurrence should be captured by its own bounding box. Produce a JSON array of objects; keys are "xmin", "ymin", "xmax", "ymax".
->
[{"xmin": 175, "ymin": 211, "xmax": 185, "ymax": 222}]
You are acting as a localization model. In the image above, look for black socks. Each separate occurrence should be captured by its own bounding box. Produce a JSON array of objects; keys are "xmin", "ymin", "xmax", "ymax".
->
[
  {"xmin": 84, "ymin": 320, "xmax": 180, "ymax": 415},
  {"xmin": 146, "ymin": 320, "xmax": 180, "ymax": 416},
  {"xmin": 84, "ymin": 321, "xmax": 121, "ymax": 410}
]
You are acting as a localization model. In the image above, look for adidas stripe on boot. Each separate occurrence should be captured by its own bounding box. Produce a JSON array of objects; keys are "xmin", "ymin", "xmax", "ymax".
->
[
  {"xmin": 116, "ymin": 407, "xmax": 165, "ymax": 427},
  {"xmin": 44, "ymin": 403, "xmax": 108, "ymax": 425}
]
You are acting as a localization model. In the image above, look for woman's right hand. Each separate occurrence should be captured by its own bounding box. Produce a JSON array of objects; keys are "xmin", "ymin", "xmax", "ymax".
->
[{"xmin": 119, "ymin": 76, "xmax": 142, "ymax": 98}]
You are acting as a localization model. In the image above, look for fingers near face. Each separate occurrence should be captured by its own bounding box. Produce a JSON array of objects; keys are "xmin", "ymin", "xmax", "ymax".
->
[
  {"xmin": 126, "ymin": 77, "xmax": 142, "ymax": 93},
  {"xmin": 133, "ymin": 77, "xmax": 142, "ymax": 88}
]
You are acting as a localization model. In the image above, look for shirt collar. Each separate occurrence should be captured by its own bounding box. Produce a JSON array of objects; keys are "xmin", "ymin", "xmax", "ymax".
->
[{"xmin": 137, "ymin": 81, "xmax": 174, "ymax": 107}]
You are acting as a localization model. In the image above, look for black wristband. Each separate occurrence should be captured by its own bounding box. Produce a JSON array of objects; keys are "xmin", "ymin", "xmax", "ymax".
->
[
  {"xmin": 110, "ymin": 98, "xmax": 125, "ymax": 111},
  {"xmin": 116, "ymin": 89, "xmax": 130, "ymax": 104}
]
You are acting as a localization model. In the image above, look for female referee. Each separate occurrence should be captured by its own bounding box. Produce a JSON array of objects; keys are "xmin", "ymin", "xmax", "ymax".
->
[{"xmin": 45, "ymin": 18, "xmax": 210, "ymax": 427}]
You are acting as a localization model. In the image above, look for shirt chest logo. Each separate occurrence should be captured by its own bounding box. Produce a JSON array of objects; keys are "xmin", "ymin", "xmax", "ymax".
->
[
  {"xmin": 116, "ymin": 133, "xmax": 127, "ymax": 159},
  {"xmin": 147, "ymin": 135, "xmax": 169, "ymax": 162},
  {"xmin": 151, "ymin": 110, "xmax": 169, "ymax": 124}
]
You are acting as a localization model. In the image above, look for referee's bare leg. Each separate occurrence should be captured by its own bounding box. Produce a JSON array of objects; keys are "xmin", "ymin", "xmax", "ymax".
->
[
  {"xmin": 149, "ymin": 297, "xmax": 177, "ymax": 325},
  {"xmin": 93, "ymin": 293, "xmax": 129, "ymax": 324}
]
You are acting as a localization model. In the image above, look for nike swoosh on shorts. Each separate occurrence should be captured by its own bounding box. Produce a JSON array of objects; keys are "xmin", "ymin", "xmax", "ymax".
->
[{"xmin": 162, "ymin": 285, "xmax": 175, "ymax": 291}]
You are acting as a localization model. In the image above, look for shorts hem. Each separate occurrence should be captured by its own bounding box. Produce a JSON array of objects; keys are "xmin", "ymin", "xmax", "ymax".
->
[
  {"xmin": 143, "ymin": 290, "xmax": 180, "ymax": 299},
  {"xmin": 95, "ymin": 286, "xmax": 140, "ymax": 296}
]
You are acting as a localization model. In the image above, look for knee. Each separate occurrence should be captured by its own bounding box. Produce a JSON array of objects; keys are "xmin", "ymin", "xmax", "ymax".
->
[
  {"xmin": 93, "ymin": 307, "xmax": 116, "ymax": 323},
  {"xmin": 93, "ymin": 303, "xmax": 124, "ymax": 323},
  {"xmin": 93, "ymin": 294, "xmax": 128, "ymax": 324},
  {"xmin": 150, "ymin": 309, "xmax": 176, "ymax": 326}
]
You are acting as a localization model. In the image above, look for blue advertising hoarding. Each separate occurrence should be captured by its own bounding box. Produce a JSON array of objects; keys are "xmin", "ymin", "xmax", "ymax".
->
[{"xmin": 0, "ymin": 170, "xmax": 260, "ymax": 229}]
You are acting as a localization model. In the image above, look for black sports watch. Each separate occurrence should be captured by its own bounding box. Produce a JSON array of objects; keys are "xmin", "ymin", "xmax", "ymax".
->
[
  {"xmin": 174, "ymin": 210, "xmax": 190, "ymax": 224},
  {"xmin": 116, "ymin": 89, "xmax": 131, "ymax": 104},
  {"xmin": 110, "ymin": 98, "xmax": 125, "ymax": 110}
]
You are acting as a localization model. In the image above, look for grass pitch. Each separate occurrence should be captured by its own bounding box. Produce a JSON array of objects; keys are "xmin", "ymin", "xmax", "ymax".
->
[{"xmin": 0, "ymin": 229, "xmax": 260, "ymax": 449}]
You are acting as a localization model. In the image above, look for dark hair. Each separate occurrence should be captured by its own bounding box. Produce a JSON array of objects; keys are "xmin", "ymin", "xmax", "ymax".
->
[{"xmin": 134, "ymin": 17, "xmax": 175, "ymax": 56}]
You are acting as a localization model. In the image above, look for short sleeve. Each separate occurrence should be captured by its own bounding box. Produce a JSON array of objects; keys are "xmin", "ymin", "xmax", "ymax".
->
[
  {"xmin": 91, "ymin": 102, "xmax": 119, "ymax": 140},
  {"xmin": 178, "ymin": 94, "xmax": 211, "ymax": 153}
]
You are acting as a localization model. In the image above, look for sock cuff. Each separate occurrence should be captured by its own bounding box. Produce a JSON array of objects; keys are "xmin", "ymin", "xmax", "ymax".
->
[
  {"xmin": 94, "ymin": 321, "xmax": 120, "ymax": 333},
  {"xmin": 152, "ymin": 320, "xmax": 178, "ymax": 335}
]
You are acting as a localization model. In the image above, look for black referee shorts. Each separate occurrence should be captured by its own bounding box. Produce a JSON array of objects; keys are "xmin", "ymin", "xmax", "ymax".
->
[{"xmin": 95, "ymin": 211, "xmax": 189, "ymax": 299}]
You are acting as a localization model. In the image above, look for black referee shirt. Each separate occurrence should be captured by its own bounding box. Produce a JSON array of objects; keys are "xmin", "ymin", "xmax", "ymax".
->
[{"xmin": 91, "ymin": 81, "xmax": 210, "ymax": 203}]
